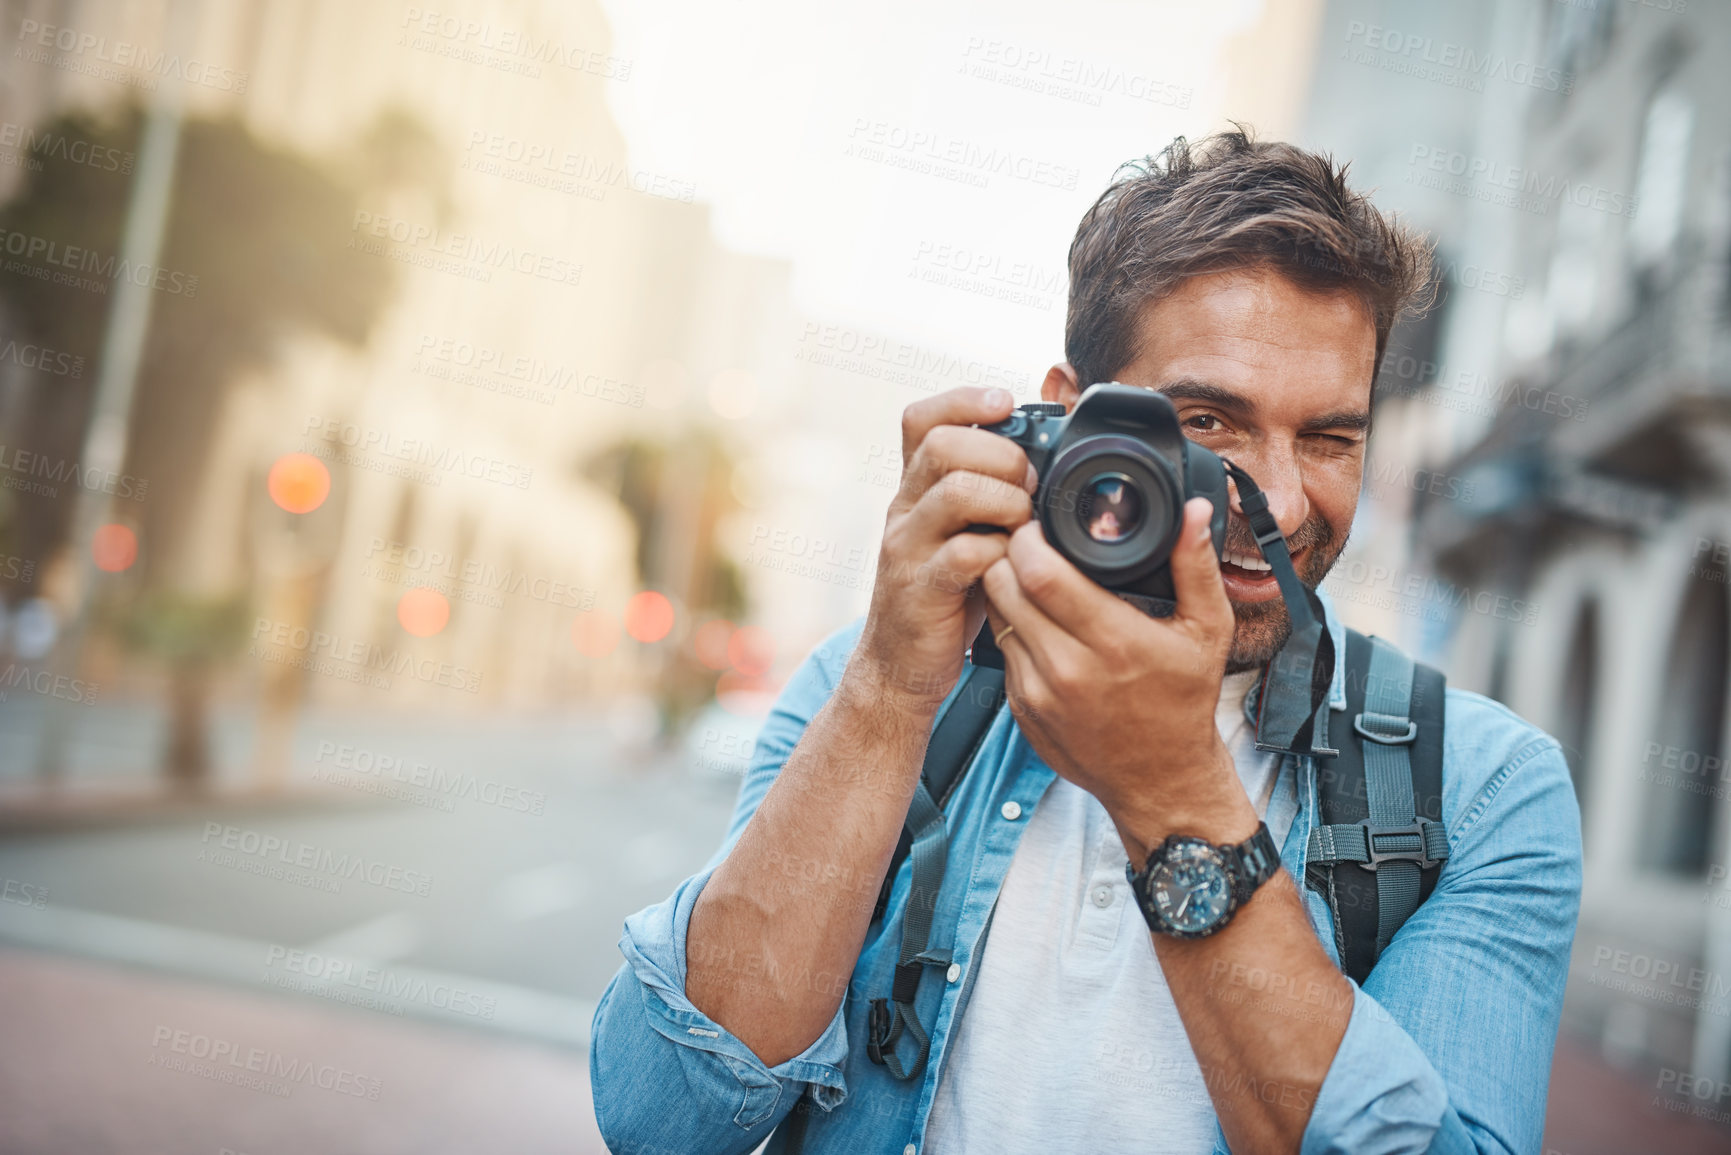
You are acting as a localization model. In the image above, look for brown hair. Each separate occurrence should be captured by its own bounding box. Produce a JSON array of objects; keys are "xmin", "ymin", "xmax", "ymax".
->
[{"xmin": 1065, "ymin": 127, "xmax": 1435, "ymax": 391}]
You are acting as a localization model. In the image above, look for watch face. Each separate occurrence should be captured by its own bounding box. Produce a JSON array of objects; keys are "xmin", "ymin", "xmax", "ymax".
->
[{"xmin": 1147, "ymin": 840, "xmax": 1234, "ymax": 935}]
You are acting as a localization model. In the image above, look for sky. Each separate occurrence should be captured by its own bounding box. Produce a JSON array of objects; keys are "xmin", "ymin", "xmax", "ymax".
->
[{"xmin": 597, "ymin": 0, "xmax": 1268, "ymax": 372}]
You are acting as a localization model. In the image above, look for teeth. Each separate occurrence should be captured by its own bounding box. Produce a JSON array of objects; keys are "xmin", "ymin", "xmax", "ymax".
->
[{"xmin": 1223, "ymin": 549, "xmax": 1272, "ymax": 572}]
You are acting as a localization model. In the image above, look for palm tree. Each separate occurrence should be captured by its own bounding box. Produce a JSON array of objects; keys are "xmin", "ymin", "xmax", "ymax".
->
[{"xmin": 0, "ymin": 103, "xmax": 441, "ymax": 787}]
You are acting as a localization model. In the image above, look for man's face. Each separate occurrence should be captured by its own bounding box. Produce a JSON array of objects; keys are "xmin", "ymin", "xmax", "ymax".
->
[{"xmin": 1043, "ymin": 265, "xmax": 1376, "ymax": 672}]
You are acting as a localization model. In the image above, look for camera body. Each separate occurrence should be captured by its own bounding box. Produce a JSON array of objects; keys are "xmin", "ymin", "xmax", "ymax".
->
[{"xmin": 977, "ymin": 382, "xmax": 1229, "ymax": 612}]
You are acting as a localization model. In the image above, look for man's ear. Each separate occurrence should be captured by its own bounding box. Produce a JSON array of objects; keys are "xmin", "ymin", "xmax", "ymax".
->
[{"xmin": 1041, "ymin": 362, "xmax": 1082, "ymax": 407}]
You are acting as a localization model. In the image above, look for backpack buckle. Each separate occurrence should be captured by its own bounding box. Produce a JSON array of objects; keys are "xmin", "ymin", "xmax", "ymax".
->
[
  {"xmin": 1353, "ymin": 712, "xmax": 1418, "ymax": 745},
  {"xmin": 1357, "ymin": 820, "xmax": 1439, "ymax": 871},
  {"xmin": 865, "ymin": 997, "xmax": 893, "ymax": 1065}
]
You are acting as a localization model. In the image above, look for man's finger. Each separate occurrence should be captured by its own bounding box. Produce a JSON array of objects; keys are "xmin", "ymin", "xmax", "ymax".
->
[
  {"xmin": 901, "ymin": 469, "xmax": 1033, "ymax": 543},
  {"xmin": 899, "ymin": 386, "xmax": 1017, "ymax": 463},
  {"xmin": 982, "ymin": 599, "xmax": 1052, "ymax": 733},
  {"xmin": 981, "ymin": 554, "xmax": 1087, "ymax": 683},
  {"xmin": 1002, "ymin": 521, "xmax": 1144, "ymax": 651},
  {"xmin": 1169, "ymin": 497, "xmax": 1234, "ymax": 633}
]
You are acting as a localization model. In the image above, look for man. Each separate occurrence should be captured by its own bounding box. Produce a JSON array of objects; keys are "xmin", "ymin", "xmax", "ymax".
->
[{"xmin": 590, "ymin": 130, "xmax": 1582, "ymax": 1154}]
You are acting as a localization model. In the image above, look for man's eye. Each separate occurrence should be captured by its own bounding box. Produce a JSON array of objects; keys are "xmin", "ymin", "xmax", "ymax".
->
[{"xmin": 1184, "ymin": 414, "xmax": 1224, "ymax": 433}]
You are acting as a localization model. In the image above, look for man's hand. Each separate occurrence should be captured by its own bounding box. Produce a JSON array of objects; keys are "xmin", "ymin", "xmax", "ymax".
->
[
  {"xmin": 686, "ymin": 386, "xmax": 1037, "ymax": 1068},
  {"xmin": 981, "ymin": 497, "xmax": 1257, "ymax": 862},
  {"xmin": 855, "ymin": 386, "xmax": 1037, "ymax": 708}
]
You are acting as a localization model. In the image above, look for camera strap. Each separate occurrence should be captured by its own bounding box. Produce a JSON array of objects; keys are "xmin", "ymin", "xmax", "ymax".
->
[
  {"xmin": 1217, "ymin": 459, "xmax": 1336, "ymax": 758},
  {"xmin": 863, "ymin": 630, "xmax": 1006, "ymax": 1083}
]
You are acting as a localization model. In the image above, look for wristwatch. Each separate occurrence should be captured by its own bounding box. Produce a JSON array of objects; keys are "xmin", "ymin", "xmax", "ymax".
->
[{"xmin": 1125, "ymin": 822, "xmax": 1281, "ymax": 940}]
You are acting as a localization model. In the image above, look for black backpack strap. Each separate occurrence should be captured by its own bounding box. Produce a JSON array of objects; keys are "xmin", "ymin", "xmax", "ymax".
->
[
  {"xmin": 775, "ymin": 1086, "xmax": 813, "ymax": 1154},
  {"xmin": 870, "ymin": 634, "xmax": 1006, "ymax": 922},
  {"xmin": 863, "ymin": 625, "xmax": 1006, "ymax": 1081},
  {"xmin": 1304, "ymin": 630, "xmax": 1448, "ymax": 983}
]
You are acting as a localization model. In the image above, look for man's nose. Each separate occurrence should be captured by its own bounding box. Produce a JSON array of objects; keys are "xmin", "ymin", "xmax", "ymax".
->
[{"xmin": 1226, "ymin": 445, "xmax": 1311, "ymax": 542}]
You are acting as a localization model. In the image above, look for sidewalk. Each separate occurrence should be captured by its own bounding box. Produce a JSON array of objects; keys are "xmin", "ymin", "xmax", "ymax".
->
[
  {"xmin": 0, "ymin": 947, "xmax": 606, "ymax": 1155},
  {"xmin": 1544, "ymin": 1031, "xmax": 1731, "ymax": 1155}
]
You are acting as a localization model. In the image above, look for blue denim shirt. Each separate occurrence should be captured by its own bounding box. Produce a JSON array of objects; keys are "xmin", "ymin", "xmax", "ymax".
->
[{"xmin": 591, "ymin": 590, "xmax": 1582, "ymax": 1155}]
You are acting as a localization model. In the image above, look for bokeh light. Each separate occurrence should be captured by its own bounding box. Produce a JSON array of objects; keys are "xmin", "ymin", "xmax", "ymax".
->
[
  {"xmin": 624, "ymin": 591, "xmax": 675, "ymax": 643},
  {"xmin": 267, "ymin": 452, "xmax": 331, "ymax": 513},
  {"xmin": 571, "ymin": 611, "xmax": 622, "ymax": 658},
  {"xmin": 693, "ymin": 619, "xmax": 734, "ymax": 669},
  {"xmin": 397, "ymin": 588, "xmax": 451, "ymax": 637},
  {"xmin": 727, "ymin": 625, "xmax": 774, "ymax": 676},
  {"xmin": 716, "ymin": 668, "xmax": 778, "ymax": 717},
  {"xmin": 91, "ymin": 524, "xmax": 138, "ymax": 573}
]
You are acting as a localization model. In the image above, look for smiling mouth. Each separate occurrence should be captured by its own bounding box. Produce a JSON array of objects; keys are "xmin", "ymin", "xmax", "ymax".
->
[
  {"xmin": 1220, "ymin": 547, "xmax": 1272, "ymax": 574},
  {"xmin": 1220, "ymin": 544, "xmax": 1307, "ymax": 596}
]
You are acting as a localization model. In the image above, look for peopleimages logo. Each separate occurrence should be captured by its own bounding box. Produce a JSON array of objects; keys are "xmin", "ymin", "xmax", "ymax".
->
[
  {"xmin": 0, "ymin": 120, "xmax": 132, "ymax": 173},
  {"xmin": 249, "ymin": 615, "xmax": 484, "ymax": 694},
  {"xmin": 398, "ymin": 7, "xmax": 632, "ymax": 80},
  {"xmin": 1407, "ymin": 145, "xmax": 1638, "ymax": 218},
  {"xmin": 0, "ymin": 661, "xmax": 98, "ymax": 706},
  {"xmin": 199, "ymin": 822, "xmax": 435, "ymax": 896},
  {"xmin": 1342, "ymin": 21, "xmax": 1572, "ymax": 93},
  {"xmin": 301, "ymin": 416, "xmax": 534, "ymax": 491},
  {"xmin": 16, "ymin": 20, "xmax": 250, "ymax": 92},
  {"xmin": 349, "ymin": 211, "xmax": 582, "ymax": 287},
  {"xmin": 845, "ymin": 118, "xmax": 1080, "ymax": 192},
  {"xmin": 0, "ymin": 225, "xmax": 199, "ymax": 295},
  {"xmin": 0, "ymin": 337, "xmax": 84, "ymax": 378},
  {"xmin": 413, "ymin": 334, "xmax": 644, "ymax": 408},
  {"xmin": 312, "ymin": 740, "xmax": 547, "ymax": 816},
  {"xmin": 148, "ymin": 1026, "xmax": 380, "ymax": 1100},
  {"xmin": 263, "ymin": 945, "xmax": 499, "ymax": 1020},
  {"xmin": 0, "ymin": 443, "xmax": 148, "ymax": 502},
  {"xmin": 363, "ymin": 536, "xmax": 597, "ymax": 610}
]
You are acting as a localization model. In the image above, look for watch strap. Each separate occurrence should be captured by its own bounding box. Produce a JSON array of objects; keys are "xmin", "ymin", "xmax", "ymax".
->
[{"xmin": 1230, "ymin": 822, "xmax": 1281, "ymax": 904}]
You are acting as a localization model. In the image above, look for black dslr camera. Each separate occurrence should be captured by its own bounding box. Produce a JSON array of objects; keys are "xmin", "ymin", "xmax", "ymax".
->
[{"xmin": 974, "ymin": 382, "xmax": 1229, "ymax": 613}]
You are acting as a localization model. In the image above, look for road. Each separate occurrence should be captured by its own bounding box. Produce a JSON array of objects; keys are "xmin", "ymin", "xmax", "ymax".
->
[
  {"xmin": 0, "ymin": 697, "xmax": 745, "ymax": 1153},
  {"xmin": 6, "ymin": 698, "xmax": 1724, "ymax": 1154}
]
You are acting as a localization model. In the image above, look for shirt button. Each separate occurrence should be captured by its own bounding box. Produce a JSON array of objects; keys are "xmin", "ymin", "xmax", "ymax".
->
[
  {"xmin": 904, "ymin": 1145, "xmax": 917, "ymax": 1155},
  {"xmin": 1001, "ymin": 800, "xmax": 1022, "ymax": 821},
  {"xmin": 946, "ymin": 963, "xmax": 961, "ymax": 983},
  {"xmin": 1092, "ymin": 885, "xmax": 1114, "ymax": 909}
]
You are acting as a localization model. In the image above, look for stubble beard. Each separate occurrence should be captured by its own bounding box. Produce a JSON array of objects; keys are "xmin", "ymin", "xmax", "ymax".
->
[{"xmin": 1222, "ymin": 516, "xmax": 1346, "ymax": 675}]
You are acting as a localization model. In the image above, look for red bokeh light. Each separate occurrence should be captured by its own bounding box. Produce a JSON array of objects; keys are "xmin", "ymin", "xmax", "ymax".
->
[
  {"xmin": 624, "ymin": 591, "xmax": 675, "ymax": 643},
  {"xmin": 397, "ymin": 588, "xmax": 450, "ymax": 637},
  {"xmin": 716, "ymin": 669, "xmax": 778, "ymax": 716},
  {"xmin": 92, "ymin": 524, "xmax": 138, "ymax": 573},
  {"xmin": 267, "ymin": 452, "xmax": 331, "ymax": 513},
  {"xmin": 727, "ymin": 625, "xmax": 774, "ymax": 676}
]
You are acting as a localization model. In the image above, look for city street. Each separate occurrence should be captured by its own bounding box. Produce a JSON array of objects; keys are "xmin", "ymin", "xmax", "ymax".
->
[
  {"xmin": 4, "ymin": 697, "xmax": 1730, "ymax": 1153},
  {"xmin": 0, "ymin": 697, "xmax": 745, "ymax": 1152}
]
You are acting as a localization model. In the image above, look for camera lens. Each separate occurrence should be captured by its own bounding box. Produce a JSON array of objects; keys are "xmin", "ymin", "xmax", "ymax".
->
[
  {"xmin": 1078, "ymin": 473, "xmax": 1142, "ymax": 543},
  {"xmin": 1039, "ymin": 433, "xmax": 1181, "ymax": 584}
]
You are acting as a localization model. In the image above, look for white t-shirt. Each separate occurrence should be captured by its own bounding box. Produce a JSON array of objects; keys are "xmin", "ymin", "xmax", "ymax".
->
[{"xmin": 923, "ymin": 670, "xmax": 1288, "ymax": 1155}]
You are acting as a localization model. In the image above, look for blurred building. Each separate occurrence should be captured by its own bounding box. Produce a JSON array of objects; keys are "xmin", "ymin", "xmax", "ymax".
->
[
  {"xmin": 0, "ymin": 0, "xmax": 799, "ymax": 749},
  {"xmin": 1299, "ymin": 0, "xmax": 1731, "ymax": 1091}
]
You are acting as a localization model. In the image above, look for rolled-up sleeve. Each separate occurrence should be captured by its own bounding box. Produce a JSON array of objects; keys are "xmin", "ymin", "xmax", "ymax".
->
[
  {"xmin": 1302, "ymin": 724, "xmax": 1583, "ymax": 1155},
  {"xmin": 591, "ymin": 618, "xmax": 866, "ymax": 1155}
]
